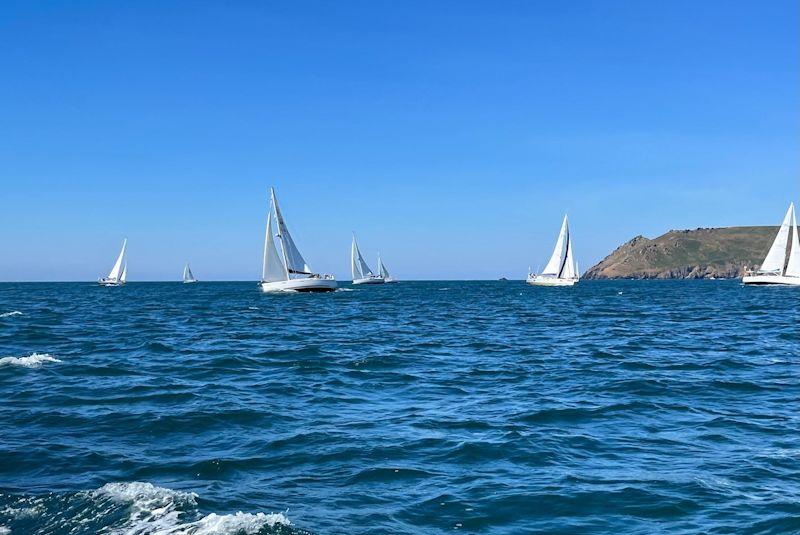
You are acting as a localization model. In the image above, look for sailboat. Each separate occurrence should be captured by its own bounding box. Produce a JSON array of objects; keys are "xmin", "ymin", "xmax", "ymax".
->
[
  {"xmin": 742, "ymin": 202, "xmax": 800, "ymax": 286},
  {"xmin": 527, "ymin": 215, "xmax": 579, "ymax": 286},
  {"xmin": 260, "ymin": 188, "xmax": 337, "ymax": 293},
  {"xmin": 351, "ymin": 234, "xmax": 384, "ymax": 285},
  {"xmin": 99, "ymin": 239, "xmax": 127, "ymax": 286},
  {"xmin": 378, "ymin": 254, "xmax": 396, "ymax": 283},
  {"xmin": 183, "ymin": 263, "xmax": 197, "ymax": 284}
]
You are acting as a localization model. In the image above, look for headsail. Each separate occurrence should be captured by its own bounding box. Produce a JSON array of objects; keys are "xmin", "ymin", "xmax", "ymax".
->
[
  {"xmin": 120, "ymin": 262, "xmax": 127, "ymax": 283},
  {"xmin": 107, "ymin": 239, "xmax": 127, "ymax": 281},
  {"xmin": 785, "ymin": 203, "xmax": 800, "ymax": 277},
  {"xmin": 351, "ymin": 234, "xmax": 373, "ymax": 279},
  {"xmin": 759, "ymin": 203, "xmax": 793, "ymax": 274},
  {"xmin": 183, "ymin": 263, "xmax": 196, "ymax": 282},
  {"xmin": 378, "ymin": 255, "xmax": 391, "ymax": 279},
  {"xmin": 560, "ymin": 229, "xmax": 576, "ymax": 279},
  {"xmin": 262, "ymin": 207, "xmax": 288, "ymax": 282},
  {"xmin": 271, "ymin": 188, "xmax": 311, "ymax": 276},
  {"xmin": 541, "ymin": 216, "xmax": 569, "ymax": 276}
]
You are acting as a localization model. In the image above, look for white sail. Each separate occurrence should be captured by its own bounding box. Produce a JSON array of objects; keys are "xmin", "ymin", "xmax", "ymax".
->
[
  {"xmin": 378, "ymin": 255, "xmax": 390, "ymax": 279},
  {"xmin": 107, "ymin": 239, "xmax": 127, "ymax": 281},
  {"xmin": 541, "ymin": 215, "xmax": 569, "ymax": 276},
  {"xmin": 759, "ymin": 203, "xmax": 793, "ymax": 274},
  {"xmin": 120, "ymin": 263, "xmax": 127, "ymax": 283},
  {"xmin": 351, "ymin": 235, "xmax": 373, "ymax": 279},
  {"xmin": 262, "ymin": 208, "xmax": 288, "ymax": 282},
  {"xmin": 561, "ymin": 231, "xmax": 576, "ymax": 279},
  {"xmin": 183, "ymin": 263, "xmax": 196, "ymax": 282},
  {"xmin": 785, "ymin": 203, "xmax": 800, "ymax": 277},
  {"xmin": 271, "ymin": 188, "xmax": 311, "ymax": 276}
]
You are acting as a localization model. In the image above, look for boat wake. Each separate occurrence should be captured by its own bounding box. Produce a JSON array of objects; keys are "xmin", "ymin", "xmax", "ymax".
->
[
  {"xmin": 0, "ymin": 311, "xmax": 22, "ymax": 318},
  {"xmin": 0, "ymin": 482, "xmax": 293, "ymax": 535},
  {"xmin": 0, "ymin": 353, "xmax": 61, "ymax": 368}
]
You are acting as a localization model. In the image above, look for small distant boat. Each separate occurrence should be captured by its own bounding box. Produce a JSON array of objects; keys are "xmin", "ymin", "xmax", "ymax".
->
[
  {"xmin": 351, "ymin": 234, "xmax": 384, "ymax": 285},
  {"xmin": 527, "ymin": 215, "xmax": 579, "ymax": 287},
  {"xmin": 378, "ymin": 254, "xmax": 397, "ymax": 283},
  {"xmin": 183, "ymin": 263, "xmax": 197, "ymax": 284},
  {"xmin": 742, "ymin": 202, "xmax": 800, "ymax": 286},
  {"xmin": 260, "ymin": 188, "xmax": 337, "ymax": 293},
  {"xmin": 99, "ymin": 239, "xmax": 127, "ymax": 286}
]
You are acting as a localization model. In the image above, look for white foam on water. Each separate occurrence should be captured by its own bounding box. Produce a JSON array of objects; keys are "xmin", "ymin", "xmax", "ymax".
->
[
  {"xmin": 0, "ymin": 526, "xmax": 10, "ymax": 534},
  {"xmin": 93, "ymin": 482, "xmax": 291, "ymax": 534},
  {"xmin": 0, "ymin": 311, "xmax": 22, "ymax": 318},
  {"xmin": 0, "ymin": 353, "xmax": 61, "ymax": 368},
  {"xmin": 336, "ymin": 288, "xmax": 354, "ymax": 292}
]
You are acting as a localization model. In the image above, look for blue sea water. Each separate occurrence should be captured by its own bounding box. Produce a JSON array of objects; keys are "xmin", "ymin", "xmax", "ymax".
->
[{"xmin": 0, "ymin": 280, "xmax": 797, "ymax": 534}]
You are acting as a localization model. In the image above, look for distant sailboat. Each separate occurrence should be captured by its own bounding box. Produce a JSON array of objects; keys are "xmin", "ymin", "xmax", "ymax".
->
[
  {"xmin": 99, "ymin": 239, "xmax": 127, "ymax": 286},
  {"xmin": 743, "ymin": 202, "xmax": 800, "ymax": 286},
  {"xmin": 378, "ymin": 254, "xmax": 396, "ymax": 283},
  {"xmin": 260, "ymin": 188, "xmax": 337, "ymax": 293},
  {"xmin": 351, "ymin": 234, "xmax": 384, "ymax": 285},
  {"xmin": 527, "ymin": 215, "xmax": 579, "ymax": 286},
  {"xmin": 183, "ymin": 263, "xmax": 197, "ymax": 284}
]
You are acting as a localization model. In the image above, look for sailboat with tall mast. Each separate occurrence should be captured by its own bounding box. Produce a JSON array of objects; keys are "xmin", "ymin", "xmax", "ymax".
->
[
  {"xmin": 260, "ymin": 188, "xmax": 337, "ymax": 293},
  {"xmin": 99, "ymin": 239, "xmax": 128, "ymax": 286},
  {"xmin": 743, "ymin": 202, "xmax": 800, "ymax": 286},
  {"xmin": 351, "ymin": 234, "xmax": 384, "ymax": 285},
  {"xmin": 378, "ymin": 254, "xmax": 396, "ymax": 283},
  {"xmin": 527, "ymin": 215, "xmax": 579, "ymax": 286},
  {"xmin": 183, "ymin": 263, "xmax": 197, "ymax": 284}
]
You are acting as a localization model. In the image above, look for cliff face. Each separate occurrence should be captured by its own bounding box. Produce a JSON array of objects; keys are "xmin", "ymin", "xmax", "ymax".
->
[{"xmin": 584, "ymin": 226, "xmax": 778, "ymax": 280}]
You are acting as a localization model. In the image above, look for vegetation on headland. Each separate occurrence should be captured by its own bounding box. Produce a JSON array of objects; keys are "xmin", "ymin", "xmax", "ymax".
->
[{"xmin": 584, "ymin": 226, "xmax": 778, "ymax": 279}]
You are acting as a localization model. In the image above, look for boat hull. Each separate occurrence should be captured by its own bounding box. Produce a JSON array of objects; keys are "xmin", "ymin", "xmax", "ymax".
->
[
  {"xmin": 183, "ymin": 280, "xmax": 198, "ymax": 284},
  {"xmin": 527, "ymin": 275, "xmax": 578, "ymax": 287},
  {"xmin": 352, "ymin": 276, "xmax": 385, "ymax": 285},
  {"xmin": 260, "ymin": 278, "xmax": 338, "ymax": 293},
  {"xmin": 98, "ymin": 279, "xmax": 124, "ymax": 287},
  {"xmin": 742, "ymin": 274, "xmax": 800, "ymax": 286}
]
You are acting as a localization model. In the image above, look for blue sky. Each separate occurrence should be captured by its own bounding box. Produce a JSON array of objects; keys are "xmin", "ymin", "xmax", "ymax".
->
[{"xmin": 0, "ymin": 1, "xmax": 798, "ymax": 281}]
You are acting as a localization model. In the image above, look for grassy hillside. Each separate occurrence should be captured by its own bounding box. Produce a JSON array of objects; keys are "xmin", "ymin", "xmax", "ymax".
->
[{"xmin": 584, "ymin": 226, "xmax": 779, "ymax": 279}]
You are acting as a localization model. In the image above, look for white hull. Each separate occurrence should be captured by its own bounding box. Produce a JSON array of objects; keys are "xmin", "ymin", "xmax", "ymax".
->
[
  {"xmin": 183, "ymin": 280, "xmax": 197, "ymax": 284},
  {"xmin": 527, "ymin": 275, "xmax": 578, "ymax": 287},
  {"xmin": 742, "ymin": 274, "xmax": 800, "ymax": 286},
  {"xmin": 260, "ymin": 278, "xmax": 338, "ymax": 293},
  {"xmin": 352, "ymin": 276, "xmax": 385, "ymax": 285},
  {"xmin": 99, "ymin": 279, "xmax": 125, "ymax": 287}
]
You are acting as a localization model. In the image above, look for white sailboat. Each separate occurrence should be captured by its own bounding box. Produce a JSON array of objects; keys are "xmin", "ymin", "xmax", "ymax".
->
[
  {"xmin": 378, "ymin": 254, "xmax": 396, "ymax": 283},
  {"xmin": 183, "ymin": 263, "xmax": 197, "ymax": 284},
  {"xmin": 351, "ymin": 234, "xmax": 384, "ymax": 285},
  {"xmin": 527, "ymin": 215, "xmax": 579, "ymax": 286},
  {"xmin": 743, "ymin": 202, "xmax": 800, "ymax": 286},
  {"xmin": 99, "ymin": 239, "xmax": 127, "ymax": 286},
  {"xmin": 260, "ymin": 188, "xmax": 337, "ymax": 293}
]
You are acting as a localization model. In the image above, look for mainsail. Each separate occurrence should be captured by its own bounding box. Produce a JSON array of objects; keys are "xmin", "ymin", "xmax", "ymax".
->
[
  {"xmin": 759, "ymin": 203, "xmax": 793, "ymax": 274},
  {"xmin": 107, "ymin": 239, "xmax": 127, "ymax": 281},
  {"xmin": 351, "ymin": 235, "xmax": 373, "ymax": 280},
  {"xmin": 560, "ymin": 230, "xmax": 576, "ymax": 279},
  {"xmin": 542, "ymin": 216, "xmax": 569, "ymax": 277},
  {"xmin": 271, "ymin": 188, "xmax": 311, "ymax": 275},
  {"xmin": 262, "ymin": 207, "xmax": 288, "ymax": 282},
  {"xmin": 784, "ymin": 203, "xmax": 800, "ymax": 278}
]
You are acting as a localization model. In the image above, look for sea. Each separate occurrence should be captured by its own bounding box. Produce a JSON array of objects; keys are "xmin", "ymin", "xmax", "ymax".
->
[{"xmin": 0, "ymin": 280, "xmax": 797, "ymax": 535}]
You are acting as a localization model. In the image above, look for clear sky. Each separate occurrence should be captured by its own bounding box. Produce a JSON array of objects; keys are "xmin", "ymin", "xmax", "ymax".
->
[{"xmin": 1, "ymin": 1, "xmax": 798, "ymax": 281}]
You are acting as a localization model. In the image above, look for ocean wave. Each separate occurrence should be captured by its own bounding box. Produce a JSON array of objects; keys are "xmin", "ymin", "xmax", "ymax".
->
[
  {"xmin": 93, "ymin": 482, "xmax": 291, "ymax": 534},
  {"xmin": 0, "ymin": 353, "xmax": 61, "ymax": 368},
  {"xmin": 0, "ymin": 482, "xmax": 293, "ymax": 534},
  {"xmin": 0, "ymin": 311, "xmax": 22, "ymax": 318}
]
